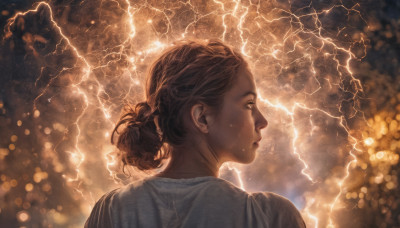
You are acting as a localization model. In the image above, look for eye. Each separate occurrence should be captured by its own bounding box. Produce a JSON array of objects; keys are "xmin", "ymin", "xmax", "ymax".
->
[{"xmin": 246, "ymin": 101, "xmax": 255, "ymax": 109}]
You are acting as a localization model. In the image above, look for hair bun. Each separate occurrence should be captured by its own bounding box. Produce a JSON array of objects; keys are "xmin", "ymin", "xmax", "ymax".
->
[{"xmin": 112, "ymin": 101, "xmax": 164, "ymax": 170}]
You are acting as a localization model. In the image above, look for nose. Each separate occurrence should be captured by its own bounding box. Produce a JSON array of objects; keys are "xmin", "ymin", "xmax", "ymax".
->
[{"xmin": 255, "ymin": 108, "xmax": 268, "ymax": 130}]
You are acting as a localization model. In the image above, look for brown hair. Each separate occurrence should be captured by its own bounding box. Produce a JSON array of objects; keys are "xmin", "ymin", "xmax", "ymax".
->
[{"xmin": 111, "ymin": 39, "xmax": 246, "ymax": 170}]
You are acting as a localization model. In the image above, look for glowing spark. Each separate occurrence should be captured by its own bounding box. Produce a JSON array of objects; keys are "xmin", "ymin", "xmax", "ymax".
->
[{"xmin": 364, "ymin": 137, "xmax": 374, "ymax": 146}]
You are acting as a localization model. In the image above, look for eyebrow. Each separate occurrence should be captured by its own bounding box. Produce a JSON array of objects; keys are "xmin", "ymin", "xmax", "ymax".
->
[{"xmin": 241, "ymin": 91, "xmax": 257, "ymax": 98}]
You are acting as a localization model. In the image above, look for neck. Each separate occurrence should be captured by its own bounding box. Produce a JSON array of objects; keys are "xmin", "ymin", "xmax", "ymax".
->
[{"xmin": 156, "ymin": 141, "xmax": 222, "ymax": 179}]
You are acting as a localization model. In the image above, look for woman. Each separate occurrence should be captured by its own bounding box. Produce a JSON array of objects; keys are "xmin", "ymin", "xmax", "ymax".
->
[{"xmin": 85, "ymin": 39, "xmax": 306, "ymax": 228}]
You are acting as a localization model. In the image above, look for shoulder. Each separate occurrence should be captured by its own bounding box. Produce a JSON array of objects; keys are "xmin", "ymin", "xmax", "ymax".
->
[
  {"xmin": 84, "ymin": 188, "xmax": 120, "ymax": 228},
  {"xmin": 202, "ymin": 177, "xmax": 249, "ymax": 199},
  {"xmin": 90, "ymin": 181, "xmax": 141, "ymax": 207},
  {"xmin": 253, "ymin": 192, "xmax": 296, "ymax": 210},
  {"xmin": 84, "ymin": 179, "xmax": 146, "ymax": 228},
  {"xmin": 209, "ymin": 177, "xmax": 247, "ymax": 192},
  {"xmin": 252, "ymin": 192, "xmax": 306, "ymax": 228}
]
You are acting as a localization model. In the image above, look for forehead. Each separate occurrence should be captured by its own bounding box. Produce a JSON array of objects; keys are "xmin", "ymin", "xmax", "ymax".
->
[{"xmin": 227, "ymin": 67, "xmax": 256, "ymax": 98}]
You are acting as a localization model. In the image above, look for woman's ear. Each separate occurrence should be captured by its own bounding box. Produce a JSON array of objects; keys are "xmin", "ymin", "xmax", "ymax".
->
[{"xmin": 190, "ymin": 103, "xmax": 210, "ymax": 133}]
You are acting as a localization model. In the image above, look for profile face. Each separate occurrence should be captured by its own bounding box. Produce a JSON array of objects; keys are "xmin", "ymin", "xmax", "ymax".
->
[{"xmin": 207, "ymin": 66, "xmax": 268, "ymax": 164}]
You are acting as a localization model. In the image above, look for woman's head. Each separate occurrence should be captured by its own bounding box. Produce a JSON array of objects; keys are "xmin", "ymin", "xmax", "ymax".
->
[{"xmin": 112, "ymin": 39, "xmax": 267, "ymax": 170}]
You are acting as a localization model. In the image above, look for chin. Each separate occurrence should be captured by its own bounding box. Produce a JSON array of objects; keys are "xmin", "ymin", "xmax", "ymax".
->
[
  {"xmin": 236, "ymin": 151, "xmax": 256, "ymax": 164},
  {"xmin": 239, "ymin": 158, "xmax": 255, "ymax": 164}
]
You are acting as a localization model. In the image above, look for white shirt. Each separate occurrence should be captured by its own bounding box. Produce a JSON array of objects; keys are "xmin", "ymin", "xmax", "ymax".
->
[{"xmin": 85, "ymin": 176, "xmax": 306, "ymax": 228}]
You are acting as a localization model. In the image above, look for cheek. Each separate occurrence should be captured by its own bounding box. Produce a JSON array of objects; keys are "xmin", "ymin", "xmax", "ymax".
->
[
  {"xmin": 227, "ymin": 110, "xmax": 254, "ymax": 135},
  {"xmin": 211, "ymin": 110, "xmax": 254, "ymax": 149}
]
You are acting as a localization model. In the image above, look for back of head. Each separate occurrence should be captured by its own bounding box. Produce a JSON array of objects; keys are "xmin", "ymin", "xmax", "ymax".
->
[{"xmin": 112, "ymin": 39, "xmax": 246, "ymax": 170}]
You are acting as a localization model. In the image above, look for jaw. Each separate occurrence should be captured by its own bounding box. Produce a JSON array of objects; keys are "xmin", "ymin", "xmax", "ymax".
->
[{"xmin": 223, "ymin": 147, "xmax": 257, "ymax": 164}]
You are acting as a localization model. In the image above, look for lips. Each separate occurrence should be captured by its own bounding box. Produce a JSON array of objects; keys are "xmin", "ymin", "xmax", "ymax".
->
[{"xmin": 253, "ymin": 137, "xmax": 262, "ymax": 147}]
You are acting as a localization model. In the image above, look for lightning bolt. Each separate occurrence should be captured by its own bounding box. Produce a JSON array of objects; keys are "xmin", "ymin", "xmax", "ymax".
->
[{"xmin": 4, "ymin": 0, "xmax": 368, "ymax": 226}]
